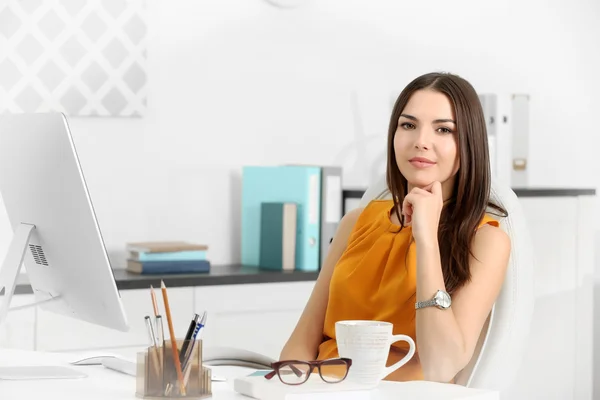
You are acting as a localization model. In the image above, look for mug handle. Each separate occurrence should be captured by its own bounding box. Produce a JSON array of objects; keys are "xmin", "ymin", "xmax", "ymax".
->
[{"xmin": 380, "ymin": 334, "xmax": 416, "ymax": 379}]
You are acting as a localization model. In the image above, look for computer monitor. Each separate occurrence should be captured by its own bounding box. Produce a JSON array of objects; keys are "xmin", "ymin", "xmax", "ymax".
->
[{"xmin": 0, "ymin": 112, "xmax": 129, "ymax": 379}]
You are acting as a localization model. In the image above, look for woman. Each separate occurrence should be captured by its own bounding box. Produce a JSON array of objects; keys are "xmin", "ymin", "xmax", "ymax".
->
[{"xmin": 279, "ymin": 72, "xmax": 511, "ymax": 383}]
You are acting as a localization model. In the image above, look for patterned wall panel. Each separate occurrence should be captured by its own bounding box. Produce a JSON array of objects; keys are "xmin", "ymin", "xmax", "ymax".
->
[{"xmin": 0, "ymin": 0, "xmax": 147, "ymax": 117}]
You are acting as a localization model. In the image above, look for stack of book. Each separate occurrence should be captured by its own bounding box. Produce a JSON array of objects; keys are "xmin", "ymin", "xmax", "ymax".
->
[{"xmin": 126, "ymin": 241, "xmax": 211, "ymax": 275}]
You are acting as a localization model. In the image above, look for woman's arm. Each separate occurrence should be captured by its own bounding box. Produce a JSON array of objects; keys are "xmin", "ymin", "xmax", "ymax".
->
[
  {"xmin": 415, "ymin": 224, "xmax": 511, "ymax": 382},
  {"xmin": 279, "ymin": 207, "xmax": 363, "ymax": 361}
]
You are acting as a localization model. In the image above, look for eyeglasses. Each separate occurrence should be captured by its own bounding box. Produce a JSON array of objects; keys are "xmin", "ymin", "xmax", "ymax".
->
[{"xmin": 264, "ymin": 358, "xmax": 352, "ymax": 385}]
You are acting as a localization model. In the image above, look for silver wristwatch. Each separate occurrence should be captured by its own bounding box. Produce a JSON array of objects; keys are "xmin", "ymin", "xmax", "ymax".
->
[{"xmin": 415, "ymin": 290, "xmax": 452, "ymax": 310}]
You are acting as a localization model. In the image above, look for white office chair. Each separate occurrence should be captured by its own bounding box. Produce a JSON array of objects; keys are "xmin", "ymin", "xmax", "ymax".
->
[{"xmin": 358, "ymin": 176, "xmax": 535, "ymax": 393}]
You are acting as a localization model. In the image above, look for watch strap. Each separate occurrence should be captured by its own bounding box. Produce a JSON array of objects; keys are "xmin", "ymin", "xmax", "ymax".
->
[{"xmin": 415, "ymin": 298, "xmax": 437, "ymax": 309}]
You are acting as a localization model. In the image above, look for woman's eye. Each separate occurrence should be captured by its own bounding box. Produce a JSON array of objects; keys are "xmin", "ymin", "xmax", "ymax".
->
[
  {"xmin": 400, "ymin": 123, "xmax": 415, "ymax": 130},
  {"xmin": 437, "ymin": 127, "xmax": 453, "ymax": 134}
]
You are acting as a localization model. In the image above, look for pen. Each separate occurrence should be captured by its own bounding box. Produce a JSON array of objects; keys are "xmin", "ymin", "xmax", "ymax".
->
[
  {"xmin": 194, "ymin": 311, "xmax": 207, "ymax": 340},
  {"xmin": 155, "ymin": 315, "xmax": 164, "ymax": 345},
  {"xmin": 179, "ymin": 313, "xmax": 200, "ymax": 364},
  {"xmin": 145, "ymin": 315, "xmax": 158, "ymax": 346},
  {"xmin": 183, "ymin": 311, "xmax": 208, "ymax": 387},
  {"xmin": 182, "ymin": 312, "xmax": 206, "ymax": 370},
  {"xmin": 144, "ymin": 315, "xmax": 161, "ymax": 377},
  {"xmin": 155, "ymin": 314, "xmax": 164, "ymax": 366}
]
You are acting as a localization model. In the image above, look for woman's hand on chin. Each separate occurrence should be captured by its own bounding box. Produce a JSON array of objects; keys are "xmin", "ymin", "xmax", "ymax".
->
[{"xmin": 402, "ymin": 180, "xmax": 443, "ymax": 244}]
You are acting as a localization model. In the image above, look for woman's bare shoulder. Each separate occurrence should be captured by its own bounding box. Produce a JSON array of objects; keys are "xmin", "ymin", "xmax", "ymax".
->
[{"xmin": 337, "ymin": 207, "xmax": 364, "ymax": 234}]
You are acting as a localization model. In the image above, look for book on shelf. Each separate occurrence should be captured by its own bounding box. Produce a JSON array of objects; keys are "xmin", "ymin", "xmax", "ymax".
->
[
  {"xmin": 126, "ymin": 241, "xmax": 208, "ymax": 260},
  {"xmin": 126, "ymin": 259, "xmax": 211, "ymax": 275},
  {"xmin": 129, "ymin": 249, "xmax": 207, "ymax": 262},
  {"xmin": 259, "ymin": 202, "xmax": 297, "ymax": 271},
  {"xmin": 126, "ymin": 241, "xmax": 208, "ymax": 253}
]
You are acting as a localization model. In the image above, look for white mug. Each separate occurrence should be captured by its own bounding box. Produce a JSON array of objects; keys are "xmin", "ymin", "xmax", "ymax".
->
[{"xmin": 335, "ymin": 320, "xmax": 416, "ymax": 387}]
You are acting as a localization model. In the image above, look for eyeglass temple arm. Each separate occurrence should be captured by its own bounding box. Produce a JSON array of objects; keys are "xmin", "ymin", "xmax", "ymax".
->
[{"xmin": 264, "ymin": 370, "xmax": 277, "ymax": 380}]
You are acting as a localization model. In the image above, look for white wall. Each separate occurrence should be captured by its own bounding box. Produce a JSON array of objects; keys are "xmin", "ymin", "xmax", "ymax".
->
[{"xmin": 1, "ymin": 0, "xmax": 599, "ymax": 269}]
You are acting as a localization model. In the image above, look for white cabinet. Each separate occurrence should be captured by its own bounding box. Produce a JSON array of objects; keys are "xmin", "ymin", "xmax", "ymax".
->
[
  {"xmin": 0, "ymin": 294, "xmax": 35, "ymax": 350},
  {"xmin": 504, "ymin": 290, "xmax": 576, "ymax": 399},
  {"xmin": 519, "ymin": 197, "xmax": 578, "ymax": 297},
  {"xmin": 35, "ymin": 287, "xmax": 194, "ymax": 351},
  {"xmin": 31, "ymin": 281, "xmax": 315, "ymax": 359},
  {"xmin": 506, "ymin": 196, "xmax": 594, "ymax": 400},
  {"xmin": 194, "ymin": 281, "xmax": 315, "ymax": 360},
  {"xmin": 48, "ymin": 281, "xmax": 316, "ymax": 363}
]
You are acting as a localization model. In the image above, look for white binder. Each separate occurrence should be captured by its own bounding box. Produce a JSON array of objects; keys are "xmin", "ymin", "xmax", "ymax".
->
[{"xmin": 478, "ymin": 93, "xmax": 530, "ymax": 188}]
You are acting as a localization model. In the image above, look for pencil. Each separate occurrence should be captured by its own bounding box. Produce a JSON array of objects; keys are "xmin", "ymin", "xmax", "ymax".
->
[
  {"xmin": 161, "ymin": 280, "xmax": 186, "ymax": 396},
  {"xmin": 150, "ymin": 285, "xmax": 160, "ymax": 317}
]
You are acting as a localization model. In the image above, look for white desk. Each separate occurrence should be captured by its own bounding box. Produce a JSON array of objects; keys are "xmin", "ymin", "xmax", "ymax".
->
[{"xmin": 0, "ymin": 349, "xmax": 499, "ymax": 400}]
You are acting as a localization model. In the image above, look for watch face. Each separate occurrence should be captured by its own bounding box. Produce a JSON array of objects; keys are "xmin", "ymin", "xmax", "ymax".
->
[{"xmin": 435, "ymin": 290, "xmax": 451, "ymax": 309}]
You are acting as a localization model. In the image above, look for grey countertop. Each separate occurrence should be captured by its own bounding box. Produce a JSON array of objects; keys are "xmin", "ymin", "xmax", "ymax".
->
[
  {"xmin": 342, "ymin": 187, "xmax": 596, "ymax": 199},
  {"xmin": 509, "ymin": 188, "xmax": 596, "ymax": 197},
  {"xmin": 13, "ymin": 264, "xmax": 320, "ymax": 295}
]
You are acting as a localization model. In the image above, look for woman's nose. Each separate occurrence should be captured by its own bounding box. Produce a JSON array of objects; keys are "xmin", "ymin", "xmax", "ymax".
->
[{"xmin": 414, "ymin": 129, "xmax": 431, "ymax": 150}]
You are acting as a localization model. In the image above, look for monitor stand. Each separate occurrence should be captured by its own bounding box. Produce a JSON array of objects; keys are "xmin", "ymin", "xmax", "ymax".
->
[{"xmin": 0, "ymin": 223, "xmax": 87, "ymax": 380}]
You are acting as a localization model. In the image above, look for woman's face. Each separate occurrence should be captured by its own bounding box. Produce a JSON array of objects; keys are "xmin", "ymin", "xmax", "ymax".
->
[{"xmin": 393, "ymin": 89, "xmax": 460, "ymax": 197}]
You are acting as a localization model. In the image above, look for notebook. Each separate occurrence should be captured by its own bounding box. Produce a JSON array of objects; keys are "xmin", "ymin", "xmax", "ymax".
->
[
  {"xmin": 233, "ymin": 373, "xmax": 374, "ymax": 400},
  {"xmin": 259, "ymin": 202, "xmax": 297, "ymax": 271}
]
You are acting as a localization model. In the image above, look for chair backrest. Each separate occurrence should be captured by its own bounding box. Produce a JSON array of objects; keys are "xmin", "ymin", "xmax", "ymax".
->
[{"xmin": 358, "ymin": 176, "xmax": 535, "ymax": 392}]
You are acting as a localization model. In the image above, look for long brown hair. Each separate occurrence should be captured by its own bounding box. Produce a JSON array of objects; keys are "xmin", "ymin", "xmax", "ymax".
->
[{"xmin": 386, "ymin": 72, "xmax": 507, "ymax": 294}]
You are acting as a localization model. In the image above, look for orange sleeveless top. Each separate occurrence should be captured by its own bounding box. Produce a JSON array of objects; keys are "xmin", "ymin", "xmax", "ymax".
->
[{"xmin": 316, "ymin": 199, "xmax": 499, "ymax": 381}]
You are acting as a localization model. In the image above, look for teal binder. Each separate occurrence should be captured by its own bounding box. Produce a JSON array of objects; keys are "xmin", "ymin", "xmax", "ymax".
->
[{"xmin": 242, "ymin": 166, "xmax": 321, "ymax": 271}]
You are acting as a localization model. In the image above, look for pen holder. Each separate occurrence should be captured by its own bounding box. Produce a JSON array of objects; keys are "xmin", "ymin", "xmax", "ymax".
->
[{"xmin": 136, "ymin": 339, "xmax": 212, "ymax": 399}]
